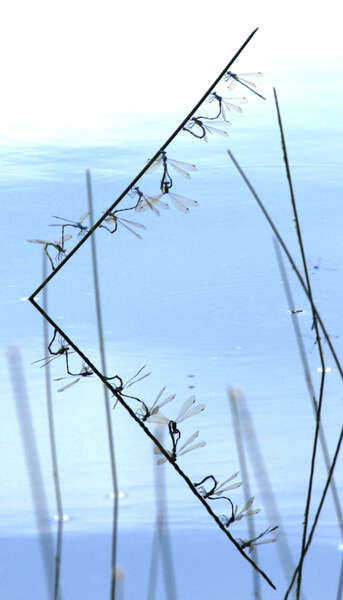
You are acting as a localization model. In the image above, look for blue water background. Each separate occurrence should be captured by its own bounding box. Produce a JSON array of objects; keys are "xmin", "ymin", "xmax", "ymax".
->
[{"xmin": 1, "ymin": 62, "xmax": 343, "ymax": 597}]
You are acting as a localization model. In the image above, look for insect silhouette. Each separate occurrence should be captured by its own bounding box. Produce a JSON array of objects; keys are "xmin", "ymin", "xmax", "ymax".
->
[
  {"xmin": 237, "ymin": 526, "xmax": 278, "ymax": 553},
  {"xmin": 27, "ymin": 235, "xmax": 72, "ymax": 270},
  {"xmin": 54, "ymin": 362, "xmax": 94, "ymax": 393},
  {"xmin": 219, "ymin": 496, "xmax": 260, "ymax": 528},
  {"xmin": 183, "ymin": 117, "xmax": 230, "ymax": 141},
  {"xmin": 154, "ymin": 428, "xmax": 206, "ymax": 465},
  {"xmin": 150, "ymin": 396, "xmax": 206, "ymax": 464},
  {"xmin": 139, "ymin": 191, "xmax": 198, "ymax": 213},
  {"xmin": 136, "ymin": 386, "xmax": 176, "ymax": 421},
  {"xmin": 49, "ymin": 211, "xmax": 90, "ymax": 239},
  {"xmin": 207, "ymin": 92, "xmax": 247, "ymax": 120},
  {"xmin": 32, "ymin": 329, "xmax": 72, "ymax": 368},
  {"xmin": 223, "ymin": 71, "xmax": 265, "ymax": 100},
  {"xmin": 147, "ymin": 151, "xmax": 197, "ymax": 193},
  {"xmin": 194, "ymin": 473, "xmax": 242, "ymax": 499},
  {"xmin": 132, "ymin": 186, "xmax": 169, "ymax": 215},
  {"xmin": 100, "ymin": 208, "xmax": 146, "ymax": 239}
]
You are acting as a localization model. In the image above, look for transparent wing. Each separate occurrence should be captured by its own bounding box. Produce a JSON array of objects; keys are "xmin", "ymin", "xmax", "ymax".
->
[
  {"xmin": 169, "ymin": 163, "xmax": 191, "ymax": 179},
  {"xmin": 168, "ymin": 158, "xmax": 197, "ymax": 171},
  {"xmin": 214, "ymin": 482, "xmax": 242, "ymax": 494},
  {"xmin": 51, "ymin": 216, "xmax": 76, "ymax": 224},
  {"xmin": 175, "ymin": 396, "xmax": 196, "ymax": 422},
  {"xmin": 118, "ymin": 220, "xmax": 143, "ymax": 239},
  {"xmin": 169, "ymin": 193, "xmax": 198, "ymax": 212},
  {"xmin": 204, "ymin": 124, "xmax": 229, "ymax": 137},
  {"xmin": 156, "ymin": 393, "xmax": 176, "ymax": 410},
  {"xmin": 125, "ymin": 367, "xmax": 152, "ymax": 389},
  {"xmin": 216, "ymin": 472, "xmax": 239, "ymax": 491},
  {"xmin": 119, "ymin": 217, "xmax": 146, "ymax": 230},
  {"xmin": 168, "ymin": 193, "xmax": 189, "ymax": 213},
  {"xmin": 146, "ymin": 157, "xmax": 163, "ymax": 173},
  {"xmin": 78, "ymin": 211, "xmax": 90, "ymax": 223},
  {"xmin": 249, "ymin": 538, "xmax": 277, "ymax": 552},
  {"xmin": 147, "ymin": 413, "xmax": 170, "ymax": 424},
  {"xmin": 177, "ymin": 403, "xmax": 205, "ymax": 423},
  {"xmin": 57, "ymin": 234, "xmax": 72, "ymax": 244},
  {"xmin": 27, "ymin": 239, "xmax": 49, "ymax": 245},
  {"xmin": 150, "ymin": 386, "xmax": 166, "ymax": 411},
  {"xmin": 179, "ymin": 441, "xmax": 206, "ymax": 456},
  {"xmin": 57, "ymin": 377, "xmax": 81, "ymax": 392},
  {"xmin": 135, "ymin": 194, "xmax": 169, "ymax": 212},
  {"xmin": 135, "ymin": 196, "xmax": 160, "ymax": 216},
  {"xmin": 179, "ymin": 431, "xmax": 199, "ymax": 452}
]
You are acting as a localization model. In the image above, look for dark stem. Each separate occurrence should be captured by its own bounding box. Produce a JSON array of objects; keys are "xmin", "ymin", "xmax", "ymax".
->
[
  {"xmin": 42, "ymin": 252, "xmax": 64, "ymax": 600},
  {"xmin": 226, "ymin": 149, "xmax": 343, "ymax": 381},
  {"xmin": 272, "ymin": 88, "xmax": 326, "ymax": 599},
  {"xmin": 29, "ymin": 28, "xmax": 260, "ymax": 300},
  {"xmin": 28, "ymin": 297, "xmax": 276, "ymax": 590},
  {"xmin": 274, "ymin": 238, "xmax": 343, "ymax": 540},
  {"xmin": 283, "ymin": 427, "xmax": 343, "ymax": 599},
  {"xmin": 86, "ymin": 169, "xmax": 119, "ymax": 600}
]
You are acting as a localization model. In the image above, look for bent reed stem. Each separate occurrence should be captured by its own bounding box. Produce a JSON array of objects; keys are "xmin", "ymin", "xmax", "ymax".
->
[
  {"xmin": 29, "ymin": 297, "xmax": 276, "ymax": 591},
  {"xmin": 29, "ymin": 28, "xmax": 259, "ymax": 302}
]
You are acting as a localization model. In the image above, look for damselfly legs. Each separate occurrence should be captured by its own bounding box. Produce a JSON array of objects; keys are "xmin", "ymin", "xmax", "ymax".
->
[
  {"xmin": 223, "ymin": 71, "xmax": 265, "ymax": 100},
  {"xmin": 27, "ymin": 235, "xmax": 72, "ymax": 270},
  {"xmin": 150, "ymin": 396, "xmax": 206, "ymax": 464},
  {"xmin": 49, "ymin": 212, "xmax": 90, "ymax": 239},
  {"xmin": 32, "ymin": 328, "xmax": 72, "ymax": 368},
  {"xmin": 100, "ymin": 207, "xmax": 146, "ymax": 239},
  {"xmin": 183, "ymin": 117, "xmax": 230, "ymax": 141}
]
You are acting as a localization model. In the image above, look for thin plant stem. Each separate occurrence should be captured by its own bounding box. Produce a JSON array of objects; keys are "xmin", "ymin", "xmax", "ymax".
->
[
  {"xmin": 226, "ymin": 149, "xmax": 343, "ymax": 382},
  {"xmin": 237, "ymin": 388, "xmax": 298, "ymax": 591},
  {"xmin": 336, "ymin": 554, "xmax": 343, "ymax": 600},
  {"xmin": 29, "ymin": 28, "xmax": 259, "ymax": 302},
  {"xmin": 147, "ymin": 426, "xmax": 178, "ymax": 600},
  {"xmin": 272, "ymin": 89, "xmax": 326, "ymax": 599},
  {"xmin": 283, "ymin": 427, "xmax": 343, "ymax": 599},
  {"xmin": 274, "ymin": 237, "xmax": 343, "ymax": 539},
  {"xmin": 86, "ymin": 169, "xmax": 119, "ymax": 600},
  {"xmin": 28, "ymin": 297, "xmax": 276, "ymax": 590},
  {"xmin": 228, "ymin": 389, "xmax": 261, "ymax": 600},
  {"xmin": 7, "ymin": 347, "xmax": 55, "ymax": 598},
  {"xmin": 42, "ymin": 251, "xmax": 64, "ymax": 600},
  {"xmin": 226, "ymin": 149, "xmax": 343, "ymax": 597}
]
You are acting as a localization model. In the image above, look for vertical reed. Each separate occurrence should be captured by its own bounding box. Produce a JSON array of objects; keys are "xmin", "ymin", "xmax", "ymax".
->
[
  {"xmin": 42, "ymin": 251, "xmax": 64, "ymax": 600},
  {"xmin": 234, "ymin": 387, "xmax": 297, "ymax": 589},
  {"xmin": 228, "ymin": 388, "xmax": 261, "ymax": 600},
  {"xmin": 147, "ymin": 426, "xmax": 177, "ymax": 600},
  {"xmin": 7, "ymin": 347, "xmax": 55, "ymax": 598},
  {"xmin": 86, "ymin": 169, "xmax": 120, "ymax": 600}
]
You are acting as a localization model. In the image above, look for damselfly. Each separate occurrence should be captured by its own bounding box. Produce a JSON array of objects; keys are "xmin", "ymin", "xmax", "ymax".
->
[
  {"xmin": 154, "ymin": 429, "xmax": 206, "ymax": 465},
  {"xmin": 132, "ymin": 186, "xmax": 169, "ymax": 215},
  {"xmin": 138, "ymin": 191, "xmax": 198, "ymax": 214},
  {"xmin": 27, "ymin": 235, "xmax": 72, "ymax": 270},
  {"xmin": 136, "ymin": 386, "xmax": 176, "ymax": 421},
  {"xmin": 49, "ymin": 211, "xmax": 89, "ymax": 238},
  {"xmin": 54, "ymin": 362, "xmax": 93, "ymax": 393},
  {"xmin": 207, "ymin": 92, "xmax": 248, "ymax": 120},
  {"xmin": 146, "ymin": 151, "xmax": 197, "ymax": 193},
  {"xmin": 100, "ymin": 210, "xmax": 146, "ymax": 239},
  {"xmin": 183, "ymin": 117, "xmax": 230, "ymax": 142},
  {"xmin": 237, "ymin": 526, "xmax": 278, "ymax": 553},
  {"xmin": 219, "ymin": 496, "xmax": 260, "ymax": 527},
  {"xmin": 110, "ymin": 365, "xmax": 152, "ymax": 406},
  {"xmin": 148, "ymin": 395, "xmax": 205, "ymax": 426},
  {"xmin": 194, "ymin": 472, "xmax": 242, "ymax": 499},
  {"xmin": 32, "ymin": 329, "xmax": 72, "ymax": 368},
  {"xmin": 223, "ymin": 71, "xmax": 265, "ymax": 100}
]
